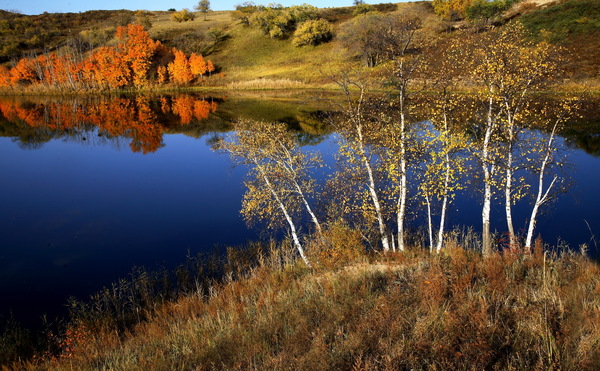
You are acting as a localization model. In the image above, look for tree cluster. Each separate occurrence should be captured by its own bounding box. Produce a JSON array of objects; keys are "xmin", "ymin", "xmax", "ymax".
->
[
  {"xmin": 233, "ymin": 3, "xmax": 334, "ymax": 47},
  {"xmin": 218, "ymin": 23, "xmax": 576, "ymax": 265},
  {"xmin": 339, "ymin": 12, "xmax": 422, "ymax": 67},
  {"xmin": 0, "ymin": 24, "xmax": 216, "ymax": 91},
  {"xmin": 171, "ymin": 9, "xmax": 195, "ymax": 23}
]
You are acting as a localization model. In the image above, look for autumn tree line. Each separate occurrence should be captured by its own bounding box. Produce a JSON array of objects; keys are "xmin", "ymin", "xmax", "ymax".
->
[
  {"xmin": 0, "ymin": 95, "xmax": 219, "ymax": 153},
  {"xmin": 0, "ymin": 24, "xmax": 216, "ymax": 91},
  {"xmin": 218, "ymin": 22, "xmax": 578, "ymax": 266}
]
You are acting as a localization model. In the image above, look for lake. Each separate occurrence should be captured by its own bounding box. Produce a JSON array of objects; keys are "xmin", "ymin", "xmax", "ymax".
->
[{"xmin": 1, "ymin": 93, "xmax": 599, "ymax": 328}]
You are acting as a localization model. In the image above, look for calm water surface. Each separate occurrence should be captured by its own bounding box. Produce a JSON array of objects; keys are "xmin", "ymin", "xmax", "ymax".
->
[{"xmin": 0, "ymin": 93, "xmax": 599, "ymax": 327}]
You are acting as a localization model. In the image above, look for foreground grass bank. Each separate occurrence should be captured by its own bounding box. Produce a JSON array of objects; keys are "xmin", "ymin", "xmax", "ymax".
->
[{"xmin": 6, "ymin": 240, "xmax": 599, "ymax": 370}]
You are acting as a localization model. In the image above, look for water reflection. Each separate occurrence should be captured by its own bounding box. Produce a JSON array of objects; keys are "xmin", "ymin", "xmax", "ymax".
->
[{"xmin": 0, "ymin": 95, "xmax": 221, "ymax": 154}]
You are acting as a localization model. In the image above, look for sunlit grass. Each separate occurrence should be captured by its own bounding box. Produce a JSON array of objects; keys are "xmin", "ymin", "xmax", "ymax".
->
[{"xmin": 10, "ymin": 234, "xmax": 599, "ymax": 370}]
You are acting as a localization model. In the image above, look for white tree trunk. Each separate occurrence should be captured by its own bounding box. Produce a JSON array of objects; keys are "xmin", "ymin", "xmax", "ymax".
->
[
  {"xmin": 481, "ymin": 96, "xmax": 495, "ymax": 257},
  {"xmin": 293, "ymin": 180, "xmax": 322, "ymax": 235},
  {"xmin": 436, "ymin": 152, "xmax": 451, "ymax": 253},
  {"xmin": 504, "ymin": 151, "xmax": 516, "ymax": 247},
  {"xmin": 397, "ymin": 111, "xmax": 407, "ymax": 251},
  {"xmin": 259, "ymin": 167, "xmax": 311, "ymax": 266},
  {"xmin": 357, "ymin": 125, "xmax": 390, "ymax": 252},
  {"xmin": 482, "ymin": 178, "xmax": 493, "ymax": 256},
  {"xmin": 277, "ymin": 140, "xmax": 323, "ymax": 235},
  {"xmin": 425, "ymin": 193, "xmax": 434, "ymax": 252},
  {"xmin": 365, "ymin": 156, "xmax": 390, "ymax": 252},
  {"xmin": 504, "ymin": 112, "xmax": 517, "ymax": 248},
  {"xmin": 525, "ymin": 126, "xmax": 558, "ymax": 251}
]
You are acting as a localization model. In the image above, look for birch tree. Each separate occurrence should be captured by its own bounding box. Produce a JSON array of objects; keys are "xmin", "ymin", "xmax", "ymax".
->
[
  {"xmin": 468, "ymin": 33, "xmax": 505, "ymax": 257},
  {"xmin": 466, "ymin": 23, "xmax": 569, "ymax": 254},
  {"xmin": 493, "ymin": 25, "xmax": 562, "ymax": 247},
  {"xmin": 522, "ymin": 98, "xmax": 578, "ymax": 250},
  {"xmin": 216, "ymin": 120, "xmax": 323, "ymax": 266},
  {"xmin": 418, "ymin": 39, "xmax": 472, "ymax": 253},
  {"xmin": 420, "ymin": 97, "xmax": 470, "ymax": 253},
  {"xmin": 327, "ymin": 70, "xmax": 391, "ymax": 252},
  {"xmin": 382, "ymin": 15, "xmax": 424, "ymax": 251}
]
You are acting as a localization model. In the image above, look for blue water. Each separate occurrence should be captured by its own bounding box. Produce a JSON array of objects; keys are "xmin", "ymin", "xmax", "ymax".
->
[{"xmin": 0, "ymin": 132, "xmax": 255, "ymax": 326}]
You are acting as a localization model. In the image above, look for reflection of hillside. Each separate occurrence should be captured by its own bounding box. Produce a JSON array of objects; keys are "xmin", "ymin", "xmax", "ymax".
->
[
  {"xmin": 0, "ymin": 93, "xmax": 341, "ymax": 151},
  {"xmin": 563, "ymin": 122, "xmax": 600, "ymax": 157},
  {"xmin": 561, "ymin": 99, "xmax": 600, "ymax": 156},
  {"xmin": 0, "ymin": 95, "xmax": 221, "ymax": 153}
]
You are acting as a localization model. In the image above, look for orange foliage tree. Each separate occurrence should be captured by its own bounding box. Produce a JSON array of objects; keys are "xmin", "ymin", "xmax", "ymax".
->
[
  {"xmin": 85, "ymin": 47, "xmax": 132, "ymax": 89},
  {"xmin": 206, "ymin": 60, "xmax": 215, "ymax": 76},
  {"xmin": 43, "ymin": 52, "xmax": 84, "ymax": 89},
  {"xmin": 10, "ymin": 58, "xmax": 38, "ymax": 85},
  {"xmin": 115, "ymin": 24, "xmax": 161, "ymax": 87},
  {"xmin": 0, "ymin": 65, "xmax": 11, "ymax": 87},
  {"xmin": 167, "ymin": 49, "xmax": 194, "ymax": 85},
  {"xmin": 189, "ymin": 53, "xmax": 208, "ymax": 77},
  {"xmin": 2, "ymin": 24, "xmax": 217, "ymax": 90}
]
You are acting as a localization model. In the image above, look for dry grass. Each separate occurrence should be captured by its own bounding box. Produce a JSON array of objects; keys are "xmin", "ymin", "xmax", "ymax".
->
[
  {"xmin": 225, "ymin": 78, "xmax": 308, "ymax": 90},
  {"xmin": 149, "ymin": 10, "xmax": 232, "ymax": 35},
  {"xmin": 13, "ymin": 235, "xmax": 599, "ymax": 370}
]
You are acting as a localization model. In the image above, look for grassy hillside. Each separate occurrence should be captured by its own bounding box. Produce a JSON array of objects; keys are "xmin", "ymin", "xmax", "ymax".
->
[
  {"xmin": 2, "ymin": 0, "xmax": 597, "ymax": 90},
  {"xmin": 519, "ymin": 0, "xmax": 600, "ymax": 79}
]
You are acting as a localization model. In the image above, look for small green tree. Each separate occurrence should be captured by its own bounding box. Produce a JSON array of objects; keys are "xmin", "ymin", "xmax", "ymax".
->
[
  {"xmin": 292, "ymin": 19, "xmax": 333, "ymax": 47},
  {"xmin": 353, "ymin": 3, "xmax": 374, "ymax": 16},
  {"xmin": 232, "ymin": 2, "xmax": 258, "ymax": 25},
  {"xmin": 171, "ymin": 9, "xmax": 195, "ymax": 23},
  {"xmin": 195, "ymin": 0, "xmax": 211, "ymax": 21}
]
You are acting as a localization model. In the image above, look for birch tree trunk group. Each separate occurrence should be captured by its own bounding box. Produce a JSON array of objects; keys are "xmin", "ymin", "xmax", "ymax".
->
[{"xmin": 217, "ymin": 23, "xmax": 573, "ymax": 266}]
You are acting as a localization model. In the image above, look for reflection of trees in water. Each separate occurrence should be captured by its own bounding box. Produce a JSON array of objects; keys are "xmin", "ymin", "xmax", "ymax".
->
[
  {"xmin": 561, "ymin": 99, "xmax": 600, "ymax": 156},
  {"xmin": 563, "ymin": 125, "xmax": 600, "ymax": 157},
  {"xmin": 15, "ymin": 137, "xmax": 47, "ymax": 150},
  {"xmin": 0, "ymin": 95, "xmax": 336, "ymax": 153},
  {"xmin": 0, "ymin": 95, "xmax": 221, "ymax": 154}
]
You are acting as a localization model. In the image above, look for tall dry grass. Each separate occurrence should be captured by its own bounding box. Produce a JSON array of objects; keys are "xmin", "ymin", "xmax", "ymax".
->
[
  {"xmin": 13, "ymin": 233, "xmax": 599, "ymax": 371},
  {"xmin": 226, "ymin": 78, "xmax": 308, "ymax": 90}
]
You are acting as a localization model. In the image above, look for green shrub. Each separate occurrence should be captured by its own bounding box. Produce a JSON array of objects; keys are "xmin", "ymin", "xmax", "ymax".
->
[
  {"xmin": 308, "ymin": 221, "xmax": 365, "ymax": 269},
  {"xmin": 353, "ymin": 3, "xmax": 374, "ymax": 16},
  {"xmin": 292, "ymin": 19, "xmax": 333, "ymax": 47},
  {"xmin": 170, "ymin": 9, "xmax": 195, "ymax": 23},
  {"xmin": 250, "ymin": 4, "xmax": 319, "ymax": 39},
  {"xmin": 466, "ymin": 0, "xmax": 519, "ymax": 22}
]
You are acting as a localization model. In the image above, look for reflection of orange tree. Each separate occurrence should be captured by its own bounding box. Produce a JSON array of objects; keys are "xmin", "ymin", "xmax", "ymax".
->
[
  {"xmin": 172, "ymin": 95, "xmax": 219, "ymax": 125},
  {"xmin": 0, "ymin": 24, "xmax": 216, "ymax": 91},
  {"xmin": 0, "ymin": 96, "xmax": 220, "ymax": 153}
]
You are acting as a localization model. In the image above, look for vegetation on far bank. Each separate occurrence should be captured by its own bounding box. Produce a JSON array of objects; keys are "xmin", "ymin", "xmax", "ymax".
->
[{"xmin": 0, "ymin": 0, "xmax": 599, "ymax": 93}]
